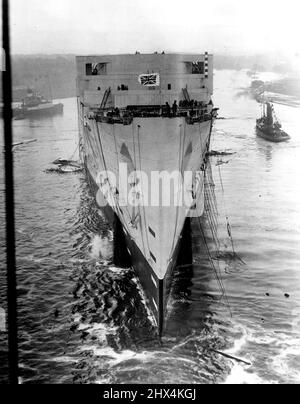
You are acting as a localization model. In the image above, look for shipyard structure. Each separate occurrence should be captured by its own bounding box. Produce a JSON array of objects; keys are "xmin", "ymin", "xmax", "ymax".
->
[{"xmin": 76, "ymin": 53, "xmax": 217, "ymax": 334}]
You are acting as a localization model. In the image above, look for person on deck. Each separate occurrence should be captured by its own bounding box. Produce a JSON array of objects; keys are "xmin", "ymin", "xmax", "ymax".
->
[
  {"xmin": 172, "ymin": 100, "xmax": 178, "ymax": 116},
  {"xmin": 165, "ymin": 102, "xmax": 171, "ymax": 117}
]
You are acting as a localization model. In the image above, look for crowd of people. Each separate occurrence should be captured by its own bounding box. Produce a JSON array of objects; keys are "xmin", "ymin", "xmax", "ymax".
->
[{"xmin": 163, "ymin": 99, "xmax": 212, "ymax": 117}]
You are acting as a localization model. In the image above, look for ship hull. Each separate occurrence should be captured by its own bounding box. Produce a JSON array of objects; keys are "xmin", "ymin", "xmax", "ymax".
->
[
  {"xmin": 80, "ymin": 115, "xmax": 212, "ymax": 334},
  {"xmin": 76, "ymin": 52, "xmax": 216, "ymax": 335}
]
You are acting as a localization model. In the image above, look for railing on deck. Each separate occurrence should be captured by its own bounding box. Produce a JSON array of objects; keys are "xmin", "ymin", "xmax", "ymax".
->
[{"xmin": 88, "ymin": 103, "xmax": 217, "ymax": 125}]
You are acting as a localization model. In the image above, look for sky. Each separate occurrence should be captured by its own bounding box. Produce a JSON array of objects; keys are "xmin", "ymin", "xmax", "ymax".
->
[{"xmin": 7, "ymin": 0, "xmax": 300, "ymax": 56}]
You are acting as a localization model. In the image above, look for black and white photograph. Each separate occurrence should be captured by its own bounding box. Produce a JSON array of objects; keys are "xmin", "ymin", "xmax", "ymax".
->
[{"xmin": 0, "ymin": 0, "xmax": 300, "ymax": 386}]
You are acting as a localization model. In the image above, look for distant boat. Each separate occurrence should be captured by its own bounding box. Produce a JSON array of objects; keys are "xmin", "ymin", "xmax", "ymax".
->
[
  {"xmin": 13, "ymin": 90, "xmax": 63, "ymax": 119},
  {"xmin": 256, "ymin": 102, "xmax": 290, "ymax": 142}
]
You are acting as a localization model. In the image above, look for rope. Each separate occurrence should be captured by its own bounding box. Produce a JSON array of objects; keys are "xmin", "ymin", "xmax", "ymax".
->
[
  {"xmin": 68, "ymin": 141, "xmax": 79, "ymax": 161},
  {"xmin": 217, "ymin": 165, "xmax": 246, "ymax": 265},
  {"xmin": 196, "ymin": 214, "xmax": 232, "ymax": 316},
  {"xmin": 204, "ymin": 161, "xmax": 220, "ymax": 250},
  {"xmin": 204, "ymin": 171, "xmax": 220, "ymax": 249},
  {"xmin": 196, "ymin": 163, "xmax": 232, "ymax": 315}
]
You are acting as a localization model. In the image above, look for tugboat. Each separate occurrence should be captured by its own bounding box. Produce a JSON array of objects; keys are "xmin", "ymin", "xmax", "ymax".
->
[
  {"xmin": 256, "ymin": 101, "xmax": 290, "ymax": 142},
  {"xmin": 13, "ymin": 89, "xmax": 63, "ymax": 119}
]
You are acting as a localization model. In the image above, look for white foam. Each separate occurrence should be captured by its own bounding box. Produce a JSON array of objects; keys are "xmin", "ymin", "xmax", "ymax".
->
[
  {"xmin": 76, "ymin": 321, "xmax": 117, "ymax": 345},
  {"xmin": 223, "ymin": 324, "xmax": 256, "ymax": 384},
  {"xmin": 271, "ymin": 340, "xmax": 300, "ymax": 383},
  {"xmin": 247, "ymin": 335, "xmax": 278, "ymax": 345},
  {"xmin": 69, "ymin": 257, "xmax": 91, "ymax": 264},
  {"xmin": 224, "ymin": 363, "xmax": 266, "ymax": 384},
  {"xmin": 224, "ymin": 324, "xmax": 249, "ymax": 355},
  {"xmin": 49, "ymin": 356, "xmax": 78, "ymax": 364},
  {"xmin": 82, "ymin": 345, "xmax": 157, "ymax": 366},
  {"xmin": 106, "ymin": 266, "xmax": 131, "ymax": 274},
  {"xmin": 224, "ymin": 320, "xmax": 300, "ymax": 384},
  {"xmin": 89, "ymin": 234, "xmax": 113, "ymax": 260}
]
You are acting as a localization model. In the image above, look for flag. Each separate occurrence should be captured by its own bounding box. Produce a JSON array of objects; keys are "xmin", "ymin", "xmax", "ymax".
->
[{"xmin": 138, "ymin": 73, "xmax": 160, "ymax": 86}]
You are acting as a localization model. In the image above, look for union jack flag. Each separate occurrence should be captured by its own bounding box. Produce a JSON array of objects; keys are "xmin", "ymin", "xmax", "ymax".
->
[{"xmin": 138, "ymin": 73, "xmax": 160, "ymax": 86}]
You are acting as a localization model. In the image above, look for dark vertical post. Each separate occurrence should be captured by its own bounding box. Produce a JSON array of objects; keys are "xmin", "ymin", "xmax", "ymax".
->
[
  {"xmin": 113, "ymin": 214, "xmax": 131, "ymax": 268},
  {"xmin": 2, "ymin": 0, "xmax": 18, "ymax": 384},
  {"xmin": 158, "ymin": 279, "xmax": 164, "ymax": 338},
  {"xmin": 176, "ymin": 217, "xmax": 192, "ymax": 267}
]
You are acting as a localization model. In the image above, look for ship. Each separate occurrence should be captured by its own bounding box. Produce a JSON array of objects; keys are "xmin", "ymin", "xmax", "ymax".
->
[
  {"xmin": 13, "ymin": 89, "xmax": 63, "ymax": 119},
  {"xmin": 256, "ymin": 101, "xmax": 290, "ymax": 142},
  {"xmin": 76, "ymin": 52, "xmax": 218, "ymax": 335}
]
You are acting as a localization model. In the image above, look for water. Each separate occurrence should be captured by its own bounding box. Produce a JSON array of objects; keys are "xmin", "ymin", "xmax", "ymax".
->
[{"xmin": 0, "ymin": 70, "xmax": 300, "ymax": 384}]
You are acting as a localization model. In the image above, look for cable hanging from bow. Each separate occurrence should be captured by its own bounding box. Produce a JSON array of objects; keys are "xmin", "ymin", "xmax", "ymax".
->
[
  {"xmin": 217, "ymin": 164, "xmax": 246, "ymax": 265},
  {"xmin": 194, "ymin": 160, "xmax": 232, "ymax": 316}
]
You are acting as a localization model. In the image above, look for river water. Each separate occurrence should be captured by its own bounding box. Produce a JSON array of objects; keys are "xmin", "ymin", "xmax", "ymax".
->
[{"xmin": 0, "ymin": 69, "xmax": 299, "ymax": 384}]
